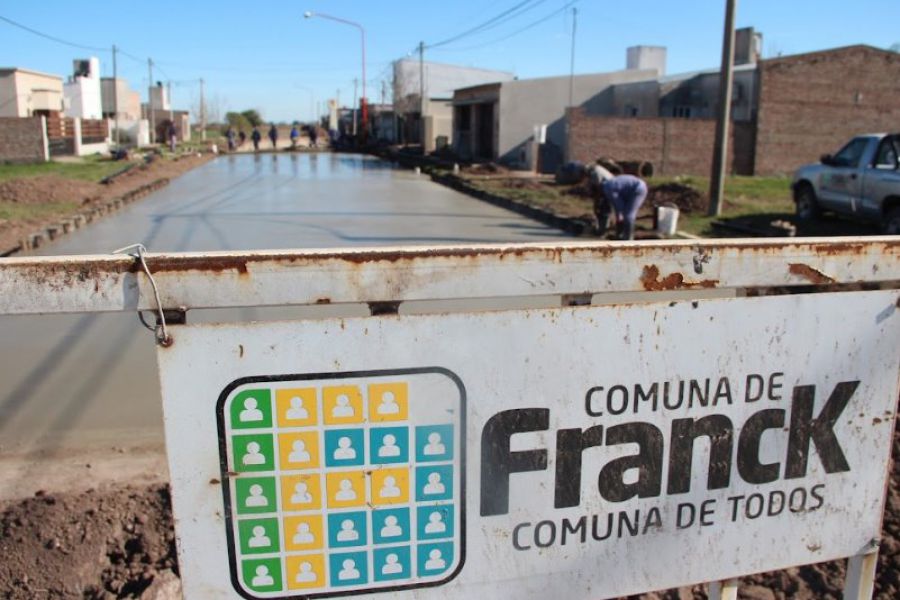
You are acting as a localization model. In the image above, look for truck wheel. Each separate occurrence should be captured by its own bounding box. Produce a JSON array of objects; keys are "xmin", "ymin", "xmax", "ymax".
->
[
  {"xmin": 795, "ymin": 183, "xmax": 819, "ymax": 221},
  {"xmin": 884, "ymin": 207, "xmax": 900, "ymax": 235}
]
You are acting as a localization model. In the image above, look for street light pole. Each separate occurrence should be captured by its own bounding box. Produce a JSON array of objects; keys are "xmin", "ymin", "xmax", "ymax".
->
[
  {"xmin": 304, "ymin": 11, "xmax": 367, "ymax": 142},
  {"xmin": 708, "ymin": 0, "xmax": 738, "ymax": 217}
]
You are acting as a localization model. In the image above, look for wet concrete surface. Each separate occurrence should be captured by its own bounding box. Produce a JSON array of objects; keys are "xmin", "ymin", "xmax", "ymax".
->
[{"xmin": 0, "ymin": 153, "xmax": 571, "ymax": 496}]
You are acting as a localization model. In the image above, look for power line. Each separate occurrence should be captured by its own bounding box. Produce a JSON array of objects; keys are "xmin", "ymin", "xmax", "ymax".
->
[
  {"xmin": 0, "ymin": 14, "xmax": 109, "ymax": 52},
  {"xmin": 427, "ymin": 0, "xmax": 548, "ymax": 49},
  {"xmin": 432, "ymin": 0, "xmax": 579, "ymax": 52},
  {"xmin": 0, "ymin": 14, "xmax": 149, "ymax": 72},
  {"xmin": 118, "ymin": 48, "xmax": 146, "ymax": 65}
]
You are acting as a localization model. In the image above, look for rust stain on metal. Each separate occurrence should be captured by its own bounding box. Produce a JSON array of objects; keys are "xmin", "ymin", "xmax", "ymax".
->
[
  {"xmin": 640, "ymin": 265, "xmax": 719, "ymax": 291},
  {"xmin": 148, "ymin": 256, "xmax": 250, "ymax": 275},
  {"xmin": 315, "ymin": 298, "xmax": 331, "ymax": 304},
  {"xmin": 789, "ymin": 263, "xmax": 836, "ymax": 284}
]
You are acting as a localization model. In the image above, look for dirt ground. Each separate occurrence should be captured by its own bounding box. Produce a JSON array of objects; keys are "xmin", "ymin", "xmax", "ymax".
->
[
  {"xmin": 0, "ymin": 153, "xmax": 213, "ymax": 253},
  {"xmin": 2, "ymin": 412, "xmax": 898, "ymax": 599}
]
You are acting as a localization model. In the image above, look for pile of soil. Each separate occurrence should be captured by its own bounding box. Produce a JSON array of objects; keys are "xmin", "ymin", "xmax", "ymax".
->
[
  {"xmin": 0, "ymin": 176, "xmax": 102, "ymax": 206},
  {"xmin": 646, "ymin": 182, "xmax": 707, "ymax": 214},
  {"xmin": 2, "ymin": 412, "xmax": 898, "ymax": 599},
  {"xmin": 0, "ymin": 485, "xmax": 177, "ymax": 599},
  {"xmin": 0, "ymin": 153, "xmax": 212, "ymax": 253}
]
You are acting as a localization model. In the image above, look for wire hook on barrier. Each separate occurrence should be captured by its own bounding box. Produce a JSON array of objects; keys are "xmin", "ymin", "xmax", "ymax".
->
[{"xmin": 112, "ymin": 243, "xmax": 173, "ymax": 346}]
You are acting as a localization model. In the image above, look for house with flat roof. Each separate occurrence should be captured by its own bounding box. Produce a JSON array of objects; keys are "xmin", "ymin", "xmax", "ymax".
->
[
  {"xmin": 393, "ymin": 59, "xmax": 514, "ymax": 150},
  {"xmin": 0, "ymin": 67, "xmax": 64, "ymax": 117},
  {"xmin": 452, "ymin": 65, "xmax": 660, "ymax": 171}
]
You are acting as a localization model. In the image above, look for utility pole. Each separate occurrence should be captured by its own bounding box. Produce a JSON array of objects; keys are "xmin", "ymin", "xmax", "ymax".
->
[
  {"xmin": 148, "ymin": 58, "xmax": 155, "ymax": 145},
  {"xmin": 708, "ymin": 0, "xmax": 738, "ymax": 217},
  {"xmin": 352, "ymin": 78, "xmax": 358, "ymax": 136},
  {"xmin": 200, "ymin": 78, "xmax": 206, "ymax": 141},
  {"xmin": 568, "ymin": 8, "xmax": 577, "ymax": 109},
  {"xmin": 418, "ymin": 40, "xmax": 425, "ymax": 143},
  {"xmin": 112, "ymin": 44, "xmax": 120, "ymax": 147}
]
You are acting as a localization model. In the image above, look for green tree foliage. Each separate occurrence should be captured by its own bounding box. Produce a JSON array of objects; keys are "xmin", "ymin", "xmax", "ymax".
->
[
  {"xmin": 224, "ymin": 112, "xmax": 251, "ymax": 132},
  {"xmin": 241, "ymin": 109, "xmax": 264, "ymax": 127}
]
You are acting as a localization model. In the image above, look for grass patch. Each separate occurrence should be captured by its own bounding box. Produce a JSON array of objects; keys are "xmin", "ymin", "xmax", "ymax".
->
[
  {"xmin": 663, "ymin": 175, "xmax": 793, "ymax": 236},
  {"xmin": 0, "ymin": 201, "xmax": 79, "ymax": 221},
  {"xmin": 0, "ymin": 156, "xmax": 123, "ymax": 183}
]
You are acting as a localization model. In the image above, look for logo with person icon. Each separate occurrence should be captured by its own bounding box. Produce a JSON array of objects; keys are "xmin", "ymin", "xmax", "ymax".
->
[
  {"xmin": 416, "ymin": 424, "xmax": 454, "ymax": 461},
  {"xmin": 370, "ymin": 427, "xmax": 409, "ymax": 464},
  {"xmin": 328, "ymin": 552, "xmax": 368, "ymax": 586},
  {"xmin": 234, "ymin": 435, "xmax": 274, "ymax": 472},
  {"xmin": 275, "ymin": 388, "xmax": 317, "ymax": 426},
  {"xmin": 325, "ymin": 429, "xmax": 365, "ymax": 466},
  {"xmin": 368, "ymin": 382, "xmax": 408, "ymax": 422},
  {"xmin": 417, "ymin": 543, "xmax": 453, "ymax": 576},
  {"xmin": 231, "ymin": 389, "xmax": 273, "ymax": 429},
  {"xmin": 415, "ymin": 465, "xmax": 454, "ymax": 501},
  {"xmin": 326, "ymin": 471, "xmax": 365, "ymax": 508},
  {"xmin": 328, "ymin": 512, "xmax": 367, "ymax": 547},
  {"xmin": 242, "ymin": 560, "xmax": 281, "ymax": 591},
  {"xmin": 222, "ymin": 372, "xmax": 465, "ymax": 596},
  {"xmin": 374, "ymin": 546, "xmax": 412, "ymax": 581},
  {"xmin": 371, "ymin": 469, "xmax": 409, "ymax": 505},
  {"xmin": 236, "ymin": 479, "xmax": 276, "ymax": 515},
  {"xmin": 323, "ymin": 386, "xmax": 363, "ymax": 425}
]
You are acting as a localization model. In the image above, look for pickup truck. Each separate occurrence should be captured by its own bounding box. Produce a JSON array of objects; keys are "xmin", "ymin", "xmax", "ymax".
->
[{"xmin": 792, "ymin": 133, "xmax": 900, "ymax": 234}]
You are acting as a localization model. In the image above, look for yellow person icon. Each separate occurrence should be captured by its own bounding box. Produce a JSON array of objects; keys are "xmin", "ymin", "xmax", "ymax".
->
[
  {"xmin": 286, "ymin": 554, "xmax": 326, "ymax": 590},
  {"xmin": 323, "ymin": 386, "xmax": 364, "ymax": 425},
  {"xmin": 369, "ymin": 382, "xmax": 408, "ymax": 422}
]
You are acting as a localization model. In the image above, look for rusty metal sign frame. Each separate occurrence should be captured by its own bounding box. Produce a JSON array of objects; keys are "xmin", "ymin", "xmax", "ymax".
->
[
  {"xmin": 1, "ymin": 236, "xmax": 898, "ymax": 600},
  {"xmin": 0, "ymin": 237, "xmax": 897, "ymax": 316}
]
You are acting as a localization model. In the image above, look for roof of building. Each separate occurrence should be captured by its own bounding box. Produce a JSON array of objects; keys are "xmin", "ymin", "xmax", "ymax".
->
[
  {"xmin": 393, "ymin": 57, "xmax": 514, "ymax": 77},
  {"xmin": 0, "ymin": 67, "xmax": 63, "ymax": 80},
  {"xmin": 658, "ymin": 62, "xmax": 757, "ymax": 85},
  {"xmin": 760, "ymin": 43, "xmax": 899, "ymax": 65}
]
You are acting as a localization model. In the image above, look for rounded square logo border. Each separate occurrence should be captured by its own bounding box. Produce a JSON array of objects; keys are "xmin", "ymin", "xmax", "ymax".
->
[{"xmin": 216, "ymin": 367, "xmax": 467, "ymax": 600}]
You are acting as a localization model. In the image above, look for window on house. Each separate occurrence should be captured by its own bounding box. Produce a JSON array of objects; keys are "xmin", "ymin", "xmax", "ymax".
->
[
  {"xmin": 673, "ymin": 106, "xmax": 692, "ymax": 118},
  {"xmin": 625, "ymin": 105, "xmax": 638, "ymax": 117}
]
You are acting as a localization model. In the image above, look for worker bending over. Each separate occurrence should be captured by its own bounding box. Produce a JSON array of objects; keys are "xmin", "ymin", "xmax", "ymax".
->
[{"xmin": 587, "ymin": 164, "xmax": 648, "ymax": 240}]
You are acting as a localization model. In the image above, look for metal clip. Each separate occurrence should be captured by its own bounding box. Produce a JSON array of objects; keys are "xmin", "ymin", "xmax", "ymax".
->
[{"xmin": 113, "ymin": 243, "xmax": 173, "ymax": 346}]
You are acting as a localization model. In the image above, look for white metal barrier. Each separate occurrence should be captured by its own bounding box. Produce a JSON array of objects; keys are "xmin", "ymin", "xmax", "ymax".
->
[{"xmin": 1, "ymin": 237, "xmax": 898, "ymax": 600}]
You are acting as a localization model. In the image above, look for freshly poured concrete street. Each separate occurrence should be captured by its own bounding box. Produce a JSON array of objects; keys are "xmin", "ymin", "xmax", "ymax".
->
[{"xmin": 0, "ymin": 153, "xmax": 571, "ymax": 497}]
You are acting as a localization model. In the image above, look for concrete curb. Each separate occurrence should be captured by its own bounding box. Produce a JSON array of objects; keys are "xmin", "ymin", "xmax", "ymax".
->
[
  {"xmin": 1, "ymin": 178, "xmax": 170, "ymax": 257},
  {"xmin": 429, "ymin": 172, "xmax": 592, "ymax": 237}
]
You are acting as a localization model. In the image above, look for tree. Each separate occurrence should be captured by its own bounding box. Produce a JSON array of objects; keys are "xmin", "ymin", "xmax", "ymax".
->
[
  {"xmin": 225, "ymin": 111, "xmax": 251, "ymax": 132},
  {"xmin": 241, "ymin": 109, "xmax": 264, "ymax": 127}
]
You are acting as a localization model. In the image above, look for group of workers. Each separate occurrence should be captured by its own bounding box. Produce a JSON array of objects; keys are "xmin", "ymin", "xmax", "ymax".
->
[
  {"xmin": 586, "ymin": 163, "xmax": 648, "ymax": 241},
  {"xmin": 225, "ymin": 124, "xmax": 320, "ymax": 153}
]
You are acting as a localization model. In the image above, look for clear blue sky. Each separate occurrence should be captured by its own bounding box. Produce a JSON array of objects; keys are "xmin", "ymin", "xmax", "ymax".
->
[{"xmin": 1, "ymin": 1, "xmax": 898, "ymax": 123}]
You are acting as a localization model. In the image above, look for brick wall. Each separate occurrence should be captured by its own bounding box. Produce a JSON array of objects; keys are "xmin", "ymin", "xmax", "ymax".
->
[
  {"xmin": 566, "ymin": 109, "xmax": 753, "ymax": 176},
  {"xmin": 0, "ymin": 117, "xmax": 46, "ymax": 163},
  {"xmin": 755, "ymin": 46, "xmax": 900, "ymax": 176}
]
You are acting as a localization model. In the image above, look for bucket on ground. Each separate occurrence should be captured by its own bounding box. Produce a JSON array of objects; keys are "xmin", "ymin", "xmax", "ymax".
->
[{"xmin": 656, "ymin": 206, "xmax": 679, "ymax": 236}]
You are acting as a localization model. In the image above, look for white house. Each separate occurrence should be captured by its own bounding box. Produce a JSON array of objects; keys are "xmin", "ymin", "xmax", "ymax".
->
[{"xmin": 63, "ymin": 57, "xmax": 102, "ymax": 119}]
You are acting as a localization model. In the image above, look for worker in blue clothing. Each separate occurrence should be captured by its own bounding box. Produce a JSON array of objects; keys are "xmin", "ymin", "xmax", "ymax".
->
[{"xmin": 587, "ymin": 163, "xmax": 648, "ymax": 240}]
